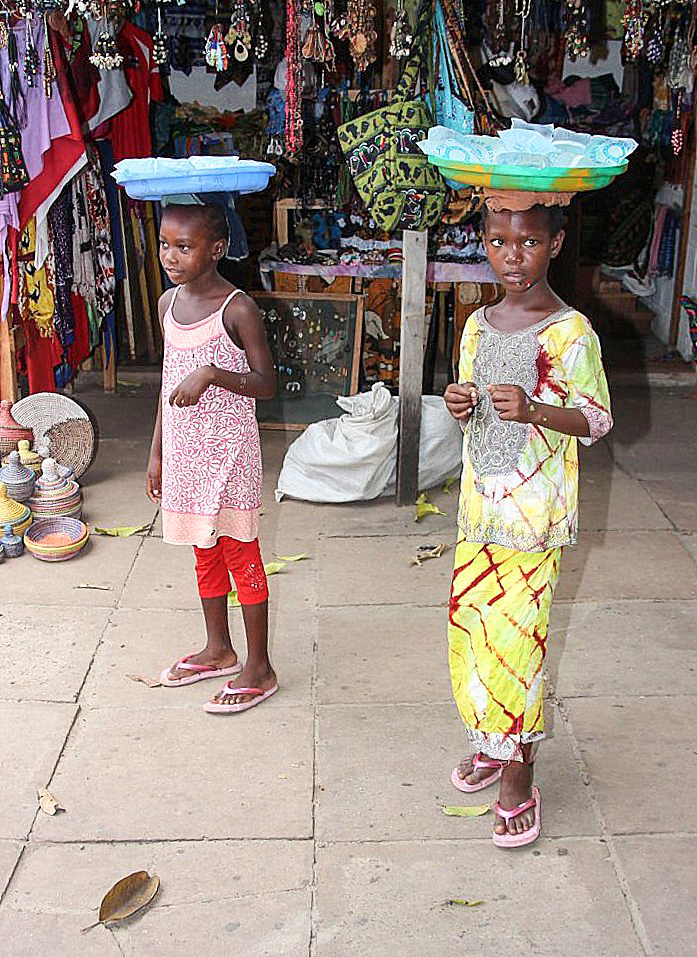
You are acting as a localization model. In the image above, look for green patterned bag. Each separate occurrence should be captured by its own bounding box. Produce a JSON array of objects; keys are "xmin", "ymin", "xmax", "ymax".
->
[{"xmin": 337, "ymin": 5, "xmax": 446, "ymax": 233}]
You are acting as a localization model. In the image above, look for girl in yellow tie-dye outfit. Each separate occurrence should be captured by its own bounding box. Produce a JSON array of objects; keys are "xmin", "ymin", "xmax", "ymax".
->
[{"xmin": 444, "ymin": 197, "xmax": 612, "ymax": 849}]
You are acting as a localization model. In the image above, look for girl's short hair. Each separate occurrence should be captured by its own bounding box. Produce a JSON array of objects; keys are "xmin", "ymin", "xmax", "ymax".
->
[
  {"xmin": 481, "ymin": 203, "xmax": 567, "ymax": 236},
  {"xmin": 197, "ymin": 205, "xmax": 229, "ymax": 244}
]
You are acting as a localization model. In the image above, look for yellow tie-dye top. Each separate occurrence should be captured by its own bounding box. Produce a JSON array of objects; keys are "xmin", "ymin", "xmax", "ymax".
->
[{"xmin": 458, "ymin": 306, "xmax": 612, "ymax": 553}]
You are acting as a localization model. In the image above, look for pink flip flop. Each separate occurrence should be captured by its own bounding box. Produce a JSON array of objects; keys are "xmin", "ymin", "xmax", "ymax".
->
[
  {"xmin": 492, "ymin": 785, "xmax": 541, "ymax": 849},
  {"xmin": 159, "ymin": 655, "xmax": 243, "ymax": 687},
  {"xmin": 203, "ymin": 683, "xmax": 279, "ymax": 714},
  {"xmin": 451, "ymin": 753, "xmax": 506, "ymax": 793}
]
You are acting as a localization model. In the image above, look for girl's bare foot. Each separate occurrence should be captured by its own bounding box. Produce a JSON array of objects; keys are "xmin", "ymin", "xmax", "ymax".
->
[
  {"xmin": 166, "ymin": 647, "xmax": 239, "ymax": 682},
  {"xmin": 454, "ymin": 753, "xmax": 502, "ymax": 788},
  {"xmin": 495, "ymin": 761, "xmax": 535, "ymax": 836},
  {"xmin": 209, "ymin": 662, "xmax": 277, "ymax": 707}
]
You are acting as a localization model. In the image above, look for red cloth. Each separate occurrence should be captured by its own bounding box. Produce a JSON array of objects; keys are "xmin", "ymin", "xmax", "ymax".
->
[
  {"xmin": 54, "ymin": 20, "xmax": 100, "ymax": 128},
  {"xmin": 18, "ymin": 30, "xmax": 86, "ymax": 231},
  {"xmin": 108, "ymin": 22, "xmax": 164, "ymax": 163},
  {"xmin": 66, "ymin": 292, "xmax": 91, "ymax": 369},
  {"xmin": 193, "ymin": 537, "xmax": 269, "ymax": 603},
  {"xmin": 545, "ymin": 76, "xmax": 592, "ymax": 110},
  {"xmin": 20, "ymin": 316, "xmax": 62, "ymax": 394}
]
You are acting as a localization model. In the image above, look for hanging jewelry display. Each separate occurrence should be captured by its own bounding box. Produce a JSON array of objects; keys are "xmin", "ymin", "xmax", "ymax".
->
[
  {"xmin": 512, "ymin": 0, "xmax": 531, "ymax": 82},
  {"xmin": 205, "ymin": 25, "xmax": 229, "ymax": 70},
  {"xmin": 389, "ymin": 0, "xmax": 412, "ymax": 59},
  {"xmin": 89, "ymin": 5, "xmax": 124, "ymax": 70},
  {"xmin": 622, "ymin": 0, "xmax": 643, "ymax": 60},
  {"xmin": 285, "ymin": 0, "xmax": 304, "ymax": 155},
  {"xmin": 42, "ymin": 14, "xmax": 55, "ymax": 98},
  {"xmin": 671, "ymin": 94, "xmax": 684, "ymax": 156},
  {"xmin": 334, "ymin": 0, "xmax": 377, "ymax": 72},
  {"xmin": 302, "ymin": 0, "xmax": 335, "ymax": 68},
  {"xmin": 0, "ymin": 16, "xmax": 9, "ymax": 50},
  {"xmin": 646, "ymin": 11, "xmax": 664, "ymax": 68},
  {"xmin": 6, "ymin": 26, "xmax": 24, "ymax": 128},
  {"xmin": 565, "ymin": 0, "xmax": 589, "ymax": 61},
  {"xmin": 226, "ymin": 0, "xmax": 253, "ymax": 63},
  {"xmin": 23, "ymin": 13, "xmax": 39, "ymax": 87},
  {"xmin": 0, "ymin": 64, "xmax": 29, "ymax": 196},
  {"xmin": 153, "ymin": 4, "xmax": 169, "ymax": 66},
  {"xmin": 252, "ymin": 0, "xmax": 270, "ymax": 62}
]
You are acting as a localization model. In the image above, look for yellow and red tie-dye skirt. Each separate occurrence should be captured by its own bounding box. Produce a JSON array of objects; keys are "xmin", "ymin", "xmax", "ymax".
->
[{"xmin": 448, "ymin": 541, "xmax": 561, "ymax": 762}]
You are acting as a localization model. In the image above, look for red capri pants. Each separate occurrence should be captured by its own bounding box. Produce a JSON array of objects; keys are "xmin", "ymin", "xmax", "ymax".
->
[{"xmin": 193, "ymin": 537, "xmax": 269, "ymax": 604}]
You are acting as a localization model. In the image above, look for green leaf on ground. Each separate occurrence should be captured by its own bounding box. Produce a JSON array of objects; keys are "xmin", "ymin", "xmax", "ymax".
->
[
  {"xmin": 414, "ymin": 493, "xmax": 446, "ymax": 523},
  {"xmin": 442, "ymin": 476, "xmax": 458, "ymax": 495},
  {"xmin": 94, "ymin": 523, "xmax": 152, "ymax": 538},
  {"xmin": 442, "ymin": 898, "xmax": 484, "ymax": 908},
  {"xmin": 275, "ymin": 553, "xmax": 309, "ymax": 562},
  {"xmin": 442, "ymin": 803, "xmax": 491, "ymax": 817}
]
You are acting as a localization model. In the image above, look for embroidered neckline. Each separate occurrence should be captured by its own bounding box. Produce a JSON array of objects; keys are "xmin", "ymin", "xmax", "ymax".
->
[{"xmin": 478, "ymin": 305, "xmax": 574, "ymax": 336}]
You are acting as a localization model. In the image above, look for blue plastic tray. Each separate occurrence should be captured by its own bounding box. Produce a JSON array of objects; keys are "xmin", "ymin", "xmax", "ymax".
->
[{"xmin": 112, "ymin": 158, "xmax": 276, "ymax": 200}]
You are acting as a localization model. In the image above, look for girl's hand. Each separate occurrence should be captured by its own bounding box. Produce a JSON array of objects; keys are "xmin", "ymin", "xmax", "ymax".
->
[
  {"xmin": 488, "ymin": 384, "xmax": 531, "ymax": 423},
  {"xmin": 146, "ymin": 454, "xmax": 162, "ymax": 502},
  {"xmin": 169, "ymin": 366, "xmax": 214, "ymax": 408},
  {"xmin": 444, "ymin": 382, "xmax": 479, "ymax": 421}
]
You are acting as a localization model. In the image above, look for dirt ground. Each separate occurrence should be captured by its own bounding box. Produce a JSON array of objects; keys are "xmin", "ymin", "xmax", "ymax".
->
[{"xmin": 0, "ymin": 378, "xmax": 696, "ymax": 956}]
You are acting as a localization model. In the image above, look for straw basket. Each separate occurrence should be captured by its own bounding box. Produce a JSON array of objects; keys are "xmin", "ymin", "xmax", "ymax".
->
[
  {"xmin": 10, "ymin": 393, "xmax": 97, "ymax": 479},
  {"xmin": 24, "ymin": 518, "xmax": 89, "ymax": 562}
]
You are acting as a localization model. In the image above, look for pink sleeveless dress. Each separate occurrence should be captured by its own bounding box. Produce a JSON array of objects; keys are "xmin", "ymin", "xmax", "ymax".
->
[{"xmin": 161, "ymin": 287, "xmax": 262, "ymax": 548}]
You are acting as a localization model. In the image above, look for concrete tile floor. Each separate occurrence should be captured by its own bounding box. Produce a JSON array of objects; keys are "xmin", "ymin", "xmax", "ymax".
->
[{"xmin": 0, "ymin": 382, "xmax": 695, "ymax": 955}]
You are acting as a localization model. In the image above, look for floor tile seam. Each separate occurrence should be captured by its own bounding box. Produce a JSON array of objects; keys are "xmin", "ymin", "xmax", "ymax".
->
[
  {"xmin": 309, "ymin": 533, "xmax": 322, "ymax": 957},
  {"xmin": 313, "ymin": 834, "xmax": 615, "ymax": 848},
  {"xmin": 24, "ymin": 836, "xmax": 315, "ymax": 847},
  {"xmin": 604, "ymin": 446, "xmax": 681, "ymax": 534},
  {"xmin": 551, "ymin": 691, "xmax": 656, "ymax": 957},
  {"xmin": 2, "ymin": 884, "xmax": 314, "ymax": 919},
  {"xmin": 9, "ymin": 704, "xmax": 84, "ymax": 901},
  {"xmin": 551, "ymin": 692, "xmax": 697, "ymax": 700},
  {"xmin": 0, "ymin": 841, "xmax": 27, "ymax": 909}
]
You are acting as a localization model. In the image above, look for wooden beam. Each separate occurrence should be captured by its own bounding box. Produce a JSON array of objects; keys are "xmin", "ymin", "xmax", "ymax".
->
[
  {"xmin": 397, "ymin": 229, "xmax": 428, "ymax": 506},
  {"xmin": 0, "ymin": 268, "xmax": 18, "ymax": 402},
  {"xmin": 669, "ymin": 123, "xmax": 697, "ymax": 347}
]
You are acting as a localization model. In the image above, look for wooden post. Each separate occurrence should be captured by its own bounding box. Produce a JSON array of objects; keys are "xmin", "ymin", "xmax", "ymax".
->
[
  {"xmin": 397, "ymin": 229, "xmax": 428, "ymax": 506},
  {"xmin": 0, "ymin": 269, "xmax": 18, "ymax": 402},
  {"xmin": 669, "ymin": 124, "xmax": 696, "ymax": 346}
]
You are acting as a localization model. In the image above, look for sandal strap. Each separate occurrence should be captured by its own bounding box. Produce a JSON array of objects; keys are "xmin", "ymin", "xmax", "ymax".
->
[
  {"xmin": 176, "ymin": 655, "xmax": 220, "ymax": 673},
  {"xmin": 220, "ymin": 685, "xmax": 264, "ymax": 696},
  {"xmin": 472, "ymin": 752, "xmax": 507, "ymax": 771},
  {"xmin": 494, "ymin": 795, "xmax": 536, "ymax": 823}
]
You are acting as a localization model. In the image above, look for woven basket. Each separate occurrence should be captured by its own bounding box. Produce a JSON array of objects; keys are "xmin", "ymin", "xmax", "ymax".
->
[
  {"xmin": 10, "ymin": 393, "xmax": 97, "ymax": 479},
  {"xmin": 25, "ymin": 518, "xmax": 89, "ymax": 562},
  {"xmin": 45, "ymin": 419, "xmax": 95, "ymax": 480}
]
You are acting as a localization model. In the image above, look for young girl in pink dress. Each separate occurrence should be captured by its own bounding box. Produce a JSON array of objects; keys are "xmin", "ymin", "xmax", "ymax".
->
[{"xmin": 146, "ymin": 200, "xmax": 278, "ymax": 713}]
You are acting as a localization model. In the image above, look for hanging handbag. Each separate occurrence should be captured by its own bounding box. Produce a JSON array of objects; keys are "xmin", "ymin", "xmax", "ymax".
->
[
  {"xmin": 433, "ymin": 0, "xmax": 474, "ymax": 134},
  {"xmin": 336, "ymin": 2, "xmax": 446, "ymax": 233}
]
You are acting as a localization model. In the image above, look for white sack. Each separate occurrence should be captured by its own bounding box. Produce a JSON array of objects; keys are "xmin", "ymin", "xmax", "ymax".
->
[
  {"xmin": 275, "ymin": 383, "xmax": 463, "ymax": 504},
  {"xmin": 275, "ymin": 383, "xmax": 398, "ymax": 503}
]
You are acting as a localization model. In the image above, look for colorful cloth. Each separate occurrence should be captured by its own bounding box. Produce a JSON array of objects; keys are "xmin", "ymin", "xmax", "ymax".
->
[
  {"xmin": 161, "ymin": 288, "xmax": 262, "ymax": 548},
  {"xmin": 448, "ymin": 541, "xmax": 561, "ymax": 761},
  {"xmin": 457, "ymin": 306, "xmax": 612, "ymax": 552}
]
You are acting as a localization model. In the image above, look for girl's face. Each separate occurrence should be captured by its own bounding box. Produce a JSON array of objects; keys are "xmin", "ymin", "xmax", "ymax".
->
[
  {"xmin": 483, "ymin": 208, "xmax": 564, "ymax": 293},
  {"xmin": 159, "ymin": 208, "xmax": 225, "ymax": 285}
]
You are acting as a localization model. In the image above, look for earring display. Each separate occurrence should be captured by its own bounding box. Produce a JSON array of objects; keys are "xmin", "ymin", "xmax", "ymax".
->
[{"xmin": 255, "ymin": 292, "xmax": 364, "ymax": 397}]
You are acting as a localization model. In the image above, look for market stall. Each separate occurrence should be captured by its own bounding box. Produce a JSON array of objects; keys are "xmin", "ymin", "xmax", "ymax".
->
[{"xmin": 0, "ymin": 0, "xmax": 695, "ymax": 421}]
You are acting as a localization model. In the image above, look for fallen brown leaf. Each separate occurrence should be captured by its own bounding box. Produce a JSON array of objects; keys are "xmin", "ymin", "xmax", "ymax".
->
[
  {"xmin": 37, "ymin": 786, "xmax": 64, "ymax": 816},
  {"xmin": 82, "ymin": 870, "xmax": 160, "ymax": 933},
  {"xmin": 126, "ymin": 674, "xmax": 162, "ymax": 689}
]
